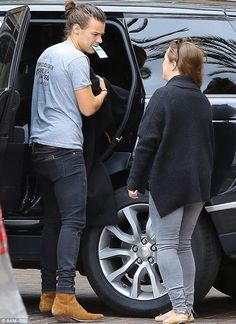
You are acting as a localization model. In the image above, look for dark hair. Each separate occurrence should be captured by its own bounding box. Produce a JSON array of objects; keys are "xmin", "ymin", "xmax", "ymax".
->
[
  {"xmin": 64, "ymin": 1, "xmax": 106, "ymax": 37},
  {"xmin": 168, "ymin": 39, "xmax": 204, "ymax": 88}
]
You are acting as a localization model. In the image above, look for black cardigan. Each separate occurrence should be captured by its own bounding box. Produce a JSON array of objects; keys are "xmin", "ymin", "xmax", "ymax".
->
[{"xmin": 127, "ymin": 75, "xmax": 214, "ymax": 217}]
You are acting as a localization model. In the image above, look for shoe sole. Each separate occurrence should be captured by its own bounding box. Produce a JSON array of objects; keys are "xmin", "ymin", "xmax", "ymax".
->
[
  {"xmin": 167, "ymin": 320, "xmax": 194, "ymax": 324},
  {"xmin": 156, "ymin": 318, "xmax": 194, "ymax": 323},
  {"xmin": 163, "ymin": 317, "xmax": 194, "ymax": 324}
]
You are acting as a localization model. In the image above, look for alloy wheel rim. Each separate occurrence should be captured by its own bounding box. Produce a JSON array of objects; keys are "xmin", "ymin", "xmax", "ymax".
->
[{"xmin": 98, "ymin": 203, "xmax": 167, "ymax": 300}]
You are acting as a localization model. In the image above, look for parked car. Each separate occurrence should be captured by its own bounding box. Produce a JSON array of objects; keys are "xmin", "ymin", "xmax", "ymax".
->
[{"xmin": 0, "ymin": 0, "xmax": 236, "ymax": 317}]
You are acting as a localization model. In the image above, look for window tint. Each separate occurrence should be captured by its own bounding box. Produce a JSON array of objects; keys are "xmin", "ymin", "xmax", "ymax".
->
[
  {"xmin": 125, "ymin": 16, "xmax": 236, "ymax": 96},
  {"xmin": 0, "ymin": 10, "xmax": 25, "ymax": 89}
]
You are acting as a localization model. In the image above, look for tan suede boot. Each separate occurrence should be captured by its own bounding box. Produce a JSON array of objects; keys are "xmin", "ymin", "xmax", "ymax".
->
[
  {"xmin": 155, "ymin": 309, "xmax": 174, "ymax": 322},
  {"xmin": 39, "ymin": 291, "xmax": 56, "ymax": 314},
  {"xmin": 52, "ymin": 293, "xmax": 104, "ymax": 322}
]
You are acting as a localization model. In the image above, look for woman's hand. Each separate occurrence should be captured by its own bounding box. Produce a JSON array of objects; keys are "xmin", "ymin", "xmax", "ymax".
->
[{"xmin": 128, "ymin": 190, "xmax": 138, "ymax": 199}]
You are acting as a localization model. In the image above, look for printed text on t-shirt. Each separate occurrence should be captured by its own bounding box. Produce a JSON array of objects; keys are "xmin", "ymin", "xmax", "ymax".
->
[{"xmin": 36, "ymin": 62, "xmax": 54, "ymax": 86}]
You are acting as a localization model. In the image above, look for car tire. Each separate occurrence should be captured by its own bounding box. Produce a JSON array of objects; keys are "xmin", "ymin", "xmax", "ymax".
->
[
  {"xmin": 213, "ymin": 257, "xmax": 236, "ymax": 297},
  {"xmin": 82, "ymin": 187, "xmax": 221, "ymax": 317},
  {"xmin": 192, "ymin": 212, "xmax": 221, "ymax": 302}
]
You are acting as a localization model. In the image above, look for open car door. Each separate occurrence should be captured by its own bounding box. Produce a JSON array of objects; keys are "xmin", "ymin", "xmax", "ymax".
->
[{"xmin": 0, "ymin": 6, "xmax": 30, "ymax": 203}]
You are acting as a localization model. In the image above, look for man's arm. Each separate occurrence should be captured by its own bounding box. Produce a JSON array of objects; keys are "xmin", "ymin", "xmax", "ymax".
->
[{"xmin": 75, "ymin": 77, "xmax": 107, "ymax": 117}]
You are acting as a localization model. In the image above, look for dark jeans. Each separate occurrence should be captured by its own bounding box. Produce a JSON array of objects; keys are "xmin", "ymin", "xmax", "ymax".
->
[{"xmin": 32, "ymin": 145, "xmax": 87, "ymax": 293}]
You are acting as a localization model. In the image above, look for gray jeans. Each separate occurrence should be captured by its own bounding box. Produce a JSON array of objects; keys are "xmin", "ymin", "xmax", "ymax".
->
[{"xmin": 149, "ymin": 194, "xmax": 204, "ymax": 314}]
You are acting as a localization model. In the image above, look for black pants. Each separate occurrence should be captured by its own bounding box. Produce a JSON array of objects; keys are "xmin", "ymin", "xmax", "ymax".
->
[{"xmin": 32, "ymin": 145, "xmax": 87, "ymax": 293}]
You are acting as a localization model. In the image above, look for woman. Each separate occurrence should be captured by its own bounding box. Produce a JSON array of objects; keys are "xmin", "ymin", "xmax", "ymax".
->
[
  {"xmin": 30, "ymin": 1, "xmax": 107, "ymax": 322},
  {"xmin": 127, "ymin": 39, "xmax": 214, "ymax": 324}
]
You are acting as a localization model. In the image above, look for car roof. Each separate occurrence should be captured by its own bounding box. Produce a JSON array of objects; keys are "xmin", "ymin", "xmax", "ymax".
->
[
  {"xmin": 1, "ymin": 0, "xmax": 236, "ymax": 16},
  {"xmin": 0, "ymin": 0, "xmax": 236, "ymax": 9}
]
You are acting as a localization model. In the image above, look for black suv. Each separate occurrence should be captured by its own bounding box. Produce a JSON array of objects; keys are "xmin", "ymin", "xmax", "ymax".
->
[{"xmin": 0, "ymin": 0, "xmax": 235, "ymax": 317}]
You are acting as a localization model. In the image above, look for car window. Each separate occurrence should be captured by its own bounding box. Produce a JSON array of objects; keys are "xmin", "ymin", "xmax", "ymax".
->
[
  {"xmin": 125, "ymin": 15, "xmax": 236, "ymax": 97},
  {"xmin": 0, "ymin": 10, "xmax": 25, "ymax": 89}
]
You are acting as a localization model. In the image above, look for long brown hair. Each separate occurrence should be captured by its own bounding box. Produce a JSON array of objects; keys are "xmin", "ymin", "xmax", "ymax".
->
[
  {"xmin": 64, "ymin": 1, "xmax": 106, "ymax": 37},
  {"xmin": 167, "ymin": 39, "xmax": 204, "ymax": 88}
]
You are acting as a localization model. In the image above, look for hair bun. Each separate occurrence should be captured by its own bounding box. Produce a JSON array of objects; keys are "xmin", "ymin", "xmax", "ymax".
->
[{"xmin": 65, "ymin": 0, "xmax": 76, "ymax": 18}]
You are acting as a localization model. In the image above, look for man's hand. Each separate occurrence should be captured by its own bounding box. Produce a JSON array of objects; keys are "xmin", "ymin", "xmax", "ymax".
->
[
  {"xmin": 128, "ymin": 190, "xmax": 138, "ymax": 199},
  {"xmin": 97, "ymin": 75, "xmax": 107, "ymax": 91}
]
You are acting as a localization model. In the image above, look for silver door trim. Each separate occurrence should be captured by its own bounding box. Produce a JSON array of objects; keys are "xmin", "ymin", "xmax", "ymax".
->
[
  {"xmin": 4, "ymin": 219, "xmax": 41, "ymax": 226},
  {"xmin": 205, "ymin": 201, "xmax": 236, "ymax": 212}
]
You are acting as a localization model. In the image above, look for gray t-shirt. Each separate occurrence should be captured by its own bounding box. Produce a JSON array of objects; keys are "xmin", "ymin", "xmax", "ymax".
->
[{"xmin": 30, "ymin": 40, "xmax": 91, "ymax": 149}]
